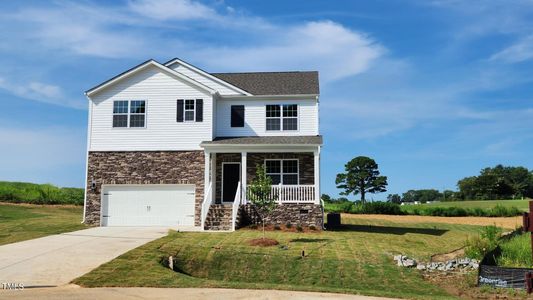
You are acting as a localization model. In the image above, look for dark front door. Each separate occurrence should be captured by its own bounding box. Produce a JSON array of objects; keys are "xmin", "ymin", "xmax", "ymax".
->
[{"xmin": 222, "ymin": 163, "xmax": 240, "ymax": 202}]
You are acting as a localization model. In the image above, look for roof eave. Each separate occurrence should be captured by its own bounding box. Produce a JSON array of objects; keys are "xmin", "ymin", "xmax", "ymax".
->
[
  {"xmin": 85, "ymin": 60, "xmax": 216, "ymax": 98},
  {"xmin": 164, "ymin": 57, "xmax": 253, "ymax": 96}
]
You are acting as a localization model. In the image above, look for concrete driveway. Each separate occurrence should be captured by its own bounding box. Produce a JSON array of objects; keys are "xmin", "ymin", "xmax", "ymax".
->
[
  {"xmin": 2, "ymin": 286, "xmax": 400, "ymax": 300},
  {"xmin": 0, "ymin": 227, "xmax": 171, "ymax": 287}
]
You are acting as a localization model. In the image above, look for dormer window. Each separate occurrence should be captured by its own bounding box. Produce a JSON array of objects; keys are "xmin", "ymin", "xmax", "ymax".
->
[{"xmin": 266, "ymin": 104, "xmax": 298, "ymax": 131}]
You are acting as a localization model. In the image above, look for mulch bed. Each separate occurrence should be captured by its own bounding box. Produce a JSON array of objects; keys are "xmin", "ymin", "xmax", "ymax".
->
[{"xmin": 248, "ymin": 238, "xmax": 280, "ymax": 247}]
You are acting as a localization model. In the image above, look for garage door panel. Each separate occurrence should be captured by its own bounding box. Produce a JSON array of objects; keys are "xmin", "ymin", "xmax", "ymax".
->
[{"xmin": 102, "ymin": 185, "xmax": 196, "ymax": 226}]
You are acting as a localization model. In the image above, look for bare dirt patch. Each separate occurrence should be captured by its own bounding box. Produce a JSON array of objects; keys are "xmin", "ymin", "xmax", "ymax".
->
[
  {"xmin": 343, "ymin": 214, "xmax": 522, "ymax": 229},
  {"xmin": 248, "ymin": 238, "xmax": 279, "ymax": 247}
]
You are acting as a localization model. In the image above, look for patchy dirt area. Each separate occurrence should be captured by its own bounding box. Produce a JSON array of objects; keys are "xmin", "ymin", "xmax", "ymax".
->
[
  {"xmin": 343, "ymin": 214, "xmax": 522, "ymax": 229},
  {"xmin": 248, "ymin": 238, "xmax": 279, "ymax": 247}
]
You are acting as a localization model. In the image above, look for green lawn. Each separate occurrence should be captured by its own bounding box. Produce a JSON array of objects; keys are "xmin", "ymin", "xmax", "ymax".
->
[
  {"xmin": 74, "ymin": 217, "xmax": 486, "ymax": 299},
  {"xmin": 0, "ymin": 203, "xmax": 86, "ymax": 245},
  {"xmin": 401, "ymin": 199, "xmax": 530, "ymax": 213}
]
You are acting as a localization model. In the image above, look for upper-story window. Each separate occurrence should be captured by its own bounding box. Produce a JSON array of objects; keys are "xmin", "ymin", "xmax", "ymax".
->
[
  {"xmin": 231, "ymin": 105, "xmax": 245, "ymax": 127},
  {"xmin": 113, "ymin": 100, "xmax": 146, "ymax": 128},
  {"xmin": 177, "ymin": 99, "xmax": 203, "ymax": 122},
  {"xmin": 266, "ymin": 104, "xmax": 298, "ymax": 131}
]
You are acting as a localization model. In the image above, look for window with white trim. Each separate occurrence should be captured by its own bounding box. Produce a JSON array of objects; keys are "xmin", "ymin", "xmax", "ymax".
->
[
  {"xmin": 113, "ymin": 100, "xmax": 146, "ymax": 128},
  {"xmin": 266, "ymin": 104, "xmax": 298, "ymax": 131},
  {"xmin": 184, "ymin": 99, "xmax": 195, "ymax": 121},
  {"xmin": 265, "ymin": 159, "xmax": 299, "ymax": 185}
]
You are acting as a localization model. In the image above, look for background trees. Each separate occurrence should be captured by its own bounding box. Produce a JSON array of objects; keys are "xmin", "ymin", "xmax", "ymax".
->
[
  {"xmin": 456, "ymin": 165, "xmax": 533, "ymax": 200},
  {"xmin": 335, "ymin": 156, "xmax": 388, "ymax": 203}
]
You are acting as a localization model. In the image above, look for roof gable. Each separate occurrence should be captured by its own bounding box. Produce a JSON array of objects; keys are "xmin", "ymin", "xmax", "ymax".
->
[
  {"xmin": 164, "ymin": 58, "xmax": 252, "ymax": 96},
  {"xmin": 85, "ymin": 59, "xmax": 215, "ymax": 97}
]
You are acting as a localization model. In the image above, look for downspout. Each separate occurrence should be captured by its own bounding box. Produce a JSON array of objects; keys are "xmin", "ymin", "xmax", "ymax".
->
[{"xmin": 81, "ymin": 94, "xmax": 93, "ymax": 224}]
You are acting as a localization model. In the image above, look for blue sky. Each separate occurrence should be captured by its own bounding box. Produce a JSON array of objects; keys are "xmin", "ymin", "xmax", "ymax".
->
[{"xmin": 1, "ymin": 0, "xmax": 533, "ymax": 200}]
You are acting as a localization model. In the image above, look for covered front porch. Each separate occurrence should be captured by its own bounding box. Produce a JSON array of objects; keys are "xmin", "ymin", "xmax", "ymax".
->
[{"xmin": 199, "ymin": 136, "xmax": 322, "ymax": 230}]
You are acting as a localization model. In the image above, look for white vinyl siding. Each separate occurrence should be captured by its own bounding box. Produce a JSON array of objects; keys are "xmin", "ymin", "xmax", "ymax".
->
[
  {"xmin": 168, "ymin": 63, "xmax": 244, "ymax": 96},
  {"xmin": 89, "ymin": 65, "xmax": 213, "ymax": 151},
  {"xmin": 216, "ymin": 98, "xmax": 318, "ymax": 137}
]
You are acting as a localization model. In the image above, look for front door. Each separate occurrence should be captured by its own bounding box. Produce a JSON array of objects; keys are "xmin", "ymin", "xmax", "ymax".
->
[{"xmin": 222, "ymin": 163, "xmax": 240, "ymax": 202}]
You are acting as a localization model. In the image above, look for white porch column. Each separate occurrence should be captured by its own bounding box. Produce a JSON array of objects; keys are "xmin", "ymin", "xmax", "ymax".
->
[
  {"xmin": 241, "ymin": 152, "xmax": 247, "ymax": 204},
  {"xmin": 211, "ymin": 152, "xmax": 216, "ymax": 202},
  {"xmin": 204, "ymin": 151, "xmax": 210, "ymax": 196},
  {"xmin": 314, "ymin": 148, "xmax": 320, "ymax": 204}
]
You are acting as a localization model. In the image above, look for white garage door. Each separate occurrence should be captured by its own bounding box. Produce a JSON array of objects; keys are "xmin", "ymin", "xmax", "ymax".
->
[{"xmin": 101, "ymin": 185, "xmax": 195, "ymax": 226}]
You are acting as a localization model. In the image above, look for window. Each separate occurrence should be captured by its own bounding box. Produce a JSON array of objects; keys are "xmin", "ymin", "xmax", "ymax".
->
[
  {"xmin": 177, "ymin": 99, "xmax": 203, "ymax": 122},
  {"xmin": 113, "ymin": 100, "xmax": 145, "ymax": 128},
  {"xmin": 266, "ymin": 104, "xmax": 297, "ymax": 131},
  {"xmin": 129, "ymin": 100, "xmax": 146, "ymax": 127},
  {"xmin": 184, "ymin": 99, "xmax": 195, "ymax": 121},
  {"xmin": 231, "ymin": 105, "xmax": 245, "ymax": 127},
  {"xmin": 265, "ymin": 159, "xmax": 299, "ymax": 185}
]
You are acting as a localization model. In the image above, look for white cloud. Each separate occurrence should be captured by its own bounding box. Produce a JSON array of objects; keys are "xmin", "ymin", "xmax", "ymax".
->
[
  {"xmin": 0, "ymin": 77, "xmax": 84, "ymax": 109},
  {"xmin": 490, "ymin": 35, "xmax": 533, "ymax": 63},
  {"xmin": 128, "ymin": 0, "xmax": 217, "ymax": 21},
  {"xmin": 196, "ymin": 21, "xmax": 385, "ymax": 81}
]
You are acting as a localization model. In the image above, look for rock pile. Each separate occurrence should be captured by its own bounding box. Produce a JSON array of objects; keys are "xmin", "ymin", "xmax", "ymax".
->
[{"xmin": 393, "ymin": 255, "xmax": 479, "ymax": 271}]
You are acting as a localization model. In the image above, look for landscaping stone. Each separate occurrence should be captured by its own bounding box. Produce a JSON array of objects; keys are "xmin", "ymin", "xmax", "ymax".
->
[{"xmin": 393, "ymin": 254, "xmax": 479, "ymax": 272}]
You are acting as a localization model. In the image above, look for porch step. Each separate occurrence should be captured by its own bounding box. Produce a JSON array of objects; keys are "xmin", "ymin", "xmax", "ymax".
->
[{"xmin": 204, "ymin": 204, "xmax": 233, "ymax": 231}]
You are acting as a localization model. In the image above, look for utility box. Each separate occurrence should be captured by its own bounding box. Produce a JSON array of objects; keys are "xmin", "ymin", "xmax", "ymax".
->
[{"xmin": 327, "ymin": 213, "xmax": 341, "ymax": 229}]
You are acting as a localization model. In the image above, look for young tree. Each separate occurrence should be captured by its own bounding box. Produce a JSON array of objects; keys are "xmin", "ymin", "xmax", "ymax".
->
[
  {"xmin": 248, "ymin": 164, "xmax": 276, "ymax": 239},
  {"xmin": 335, "ymin": 156, "xmax": 388, "ymax": 203}
]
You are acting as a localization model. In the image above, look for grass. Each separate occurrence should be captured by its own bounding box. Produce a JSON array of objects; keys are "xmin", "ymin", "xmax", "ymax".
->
[
  {"xmin": 73, "ymin": 217, "xmax": 487, "ymax": 299},
  {"xmin": 401, "ymin": 199, "xmax": 529, "ymax": 213},
  {"xmin": 0, "ymin": 203, "xmax": 86, "ymax": 245},
  {"xmin": 0, "ymin": 180, "xmax": 84, "ymax": 205},
  {"xmin": 497, "ymin": 232, "xmax": 533, "ymax": 268}
]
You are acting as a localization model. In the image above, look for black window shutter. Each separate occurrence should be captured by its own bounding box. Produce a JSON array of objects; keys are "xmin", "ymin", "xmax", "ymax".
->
[
  {"xmin": 231, "ymin": 105, "xmax": 245, "ymax": 127},
  {"xmin": 176, "ymin": 99, "xmax": 184, "ymax": 122},
  {"xmin": 195, "ymin": 99, "xmax": 203, "ymax": 122}
]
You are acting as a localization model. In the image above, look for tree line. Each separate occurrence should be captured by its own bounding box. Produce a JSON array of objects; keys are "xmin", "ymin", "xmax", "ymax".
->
[{"xmin": 388, "ymin": 165, "xmax": 533, "ymax": 203}]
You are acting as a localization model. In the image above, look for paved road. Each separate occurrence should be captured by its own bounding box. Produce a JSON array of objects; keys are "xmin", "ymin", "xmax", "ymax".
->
[
  {"xmin": 1, "ymin": 286, "xmax": 400, "ymax": 300},
  {"xmin": 0, "ymin": 227, "xmax": 172, "ymax": 287}
]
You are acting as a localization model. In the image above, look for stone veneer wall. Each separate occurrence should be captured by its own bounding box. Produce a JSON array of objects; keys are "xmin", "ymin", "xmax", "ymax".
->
[
  {"xmin": 84, "ymin": 151, "xmax": 204, "ymax": 226},
  {"xmin": 239, "ymin": 203, "xmax": 323, "ymax": 229}
]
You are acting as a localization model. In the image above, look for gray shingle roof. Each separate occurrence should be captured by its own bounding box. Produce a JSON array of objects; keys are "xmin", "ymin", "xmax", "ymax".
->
[
  {"xmin": 211, "ymin": 71, "xmax": 319, "ymax": 95},
  {"xmin": 201, "ymin": 135, "xmax": 323, "ymax": 146}
]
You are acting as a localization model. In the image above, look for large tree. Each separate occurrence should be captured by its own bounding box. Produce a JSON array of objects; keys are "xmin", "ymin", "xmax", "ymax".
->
[{"xmin": 335, "ymin": 156, "xmax": 388, "ymax": 203}]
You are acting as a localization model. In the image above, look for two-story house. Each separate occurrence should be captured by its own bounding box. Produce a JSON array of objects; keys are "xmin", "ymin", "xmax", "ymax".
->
[{"xmin": 83, "ymin": 58, "xmax": 323, "ymax": 231}]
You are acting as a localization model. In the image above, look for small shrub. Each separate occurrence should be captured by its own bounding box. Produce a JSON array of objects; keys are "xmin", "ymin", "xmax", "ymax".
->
[
  {"xmin": 309, "ymin": 225, "xmax": 317, "ymax": 231},
  {"xmin": 249, "ymin": 224, "xmax": 258, "ymax": 230},
  {"xmin": 465, "ymin": 225, "xmax": 503, "ymax": 260},
  {"xmin": 273, "ymin": 224, "xmax": 281, "ymax": 230},
  {"xmin": 285, "ymin": 223, "xmax": 293, "ymax": 229},
  {"xmin": 296, "ymin": 224, "xmax": 303, "ymax": 232}
]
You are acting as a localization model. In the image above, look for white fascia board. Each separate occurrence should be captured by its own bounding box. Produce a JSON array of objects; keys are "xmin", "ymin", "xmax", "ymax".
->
[
  {"xmin": 219, "ymin": 94, "xmax": 319, "ymax": 101},
  {"xmin": 165, "ymin": 58, "xmax": 253, "ymax": 96},
  {"xmin": 200, "ymin": 144, "xmax": 321, "ymax": 153},
  {"xmin": 85, "ymin": 60, "xmax": 216, "ymax": 97}
]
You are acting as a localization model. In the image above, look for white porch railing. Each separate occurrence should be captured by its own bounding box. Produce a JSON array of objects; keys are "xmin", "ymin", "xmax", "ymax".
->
[
  {"xmin": 246, "ymin": 184, "xmax": 316, "ymax": 204},
  {"xmin": 231, "ymin": 181, "xmax": 242, "ymax": 231},
  {"xmin": 201, "ymin": 182, "xmax": 213, "ymax": 229}
]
